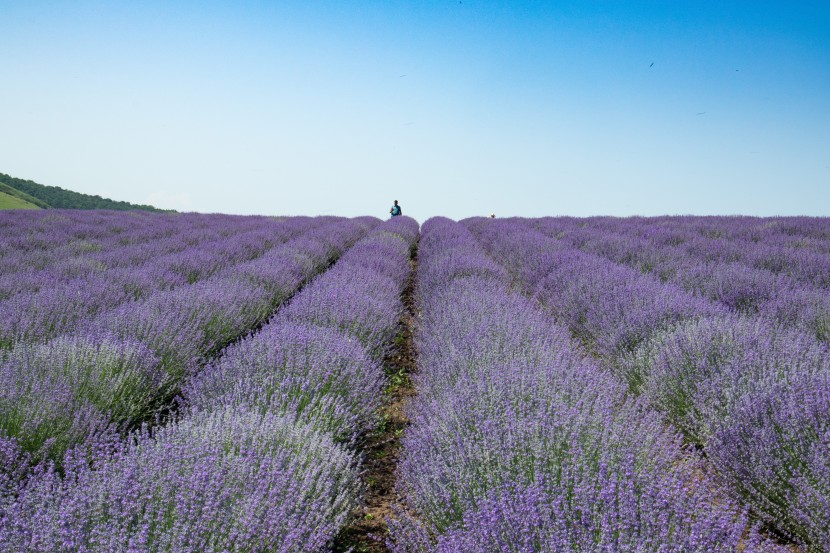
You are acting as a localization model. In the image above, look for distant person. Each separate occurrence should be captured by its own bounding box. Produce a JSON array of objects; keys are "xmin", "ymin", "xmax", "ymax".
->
[{"xmin": 390, "ymin": 200, "xmax": 402, "ymax": 218}]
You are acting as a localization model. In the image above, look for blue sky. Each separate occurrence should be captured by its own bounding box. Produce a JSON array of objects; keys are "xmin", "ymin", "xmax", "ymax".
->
[{"xmin": 1, "ymin": 1, "xmax": 828, "ymax": 219}]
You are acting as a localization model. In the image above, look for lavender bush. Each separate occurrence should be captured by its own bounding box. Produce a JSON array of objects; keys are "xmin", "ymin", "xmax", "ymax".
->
[
  {"xmin": 710, "ymin": 373, "xmax": 830, "ymax": 549},
  {"xmin": 529, "ymin": 248, "xmax": 724, "ymax": 361},
  {"xmin": 0, "ymin": 406, "xmax": 361, "ymax": 552},
  {"xmin": 0, "ymin": 436, "xmax": 31, "ymax": 505},
  {"xmin": 280, "ymin": 266, "xmax": 403, "ymax": 356},
  {"xmin": 789, "ymin": 431, "xmax": 830, "ymax": 551},
  {"xmin": 537, "ymin": 219, "xmax": 830, "ymax": 345},
  {"xmin": 0, "ymin": 214, "xmax": 328, "ymax": 350},
  {"xmin": 0, "ymin": 334, "xmax": 163, "ymax": 465},
  {"xmin": 0, "ymin": 212, "xmax": 410, "ymax": 553},
  {"xmin": 79, "ymin": 217, "xmax": 377, "ymax": 384},
  {"xmin": 279, "ymin": 216, "xmax": 418, "ymax": 360},
  {"xmin": 621, "ymin": 315, "xmax": 830, "ymax": 446},
  {"xmin": 0, "ymin": 214, "xmax": 378, "ymax": 495},
  {"xmin": 0, "ymin": 276, "xmax": 134, "ymax": 349},
  {"xmin": 86, "ymin": 276, "xmax": 273, "ymax": 383},
  {"xmin": 675, "ymin": 261, "xmax": 785, "ymax": 313},
  {"xmin": 184, "ymin": 321, "xmax": 385, "ymax": 442},
  {"xmin": 391, "ymin": 473, "xmax": 775, "ymax": 553},
  {"xmin": 764, "ymin": 286, "xmax": 830, "ymax": 343}
]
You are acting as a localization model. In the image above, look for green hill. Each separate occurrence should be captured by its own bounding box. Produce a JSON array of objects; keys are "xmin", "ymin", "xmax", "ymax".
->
[
  {"xmin": 0, "ymin": 172, "xmax": 169, "ymax": 212},
  {"xmin": 0, "ymin": 181, "xmax": 50, "ymax": 208},
  {"xmin": 0, "ymin": 190, "xmax": 41, "ymax": 210}
]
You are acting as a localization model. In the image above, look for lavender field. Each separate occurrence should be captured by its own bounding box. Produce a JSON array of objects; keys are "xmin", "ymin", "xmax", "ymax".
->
[{"xmin": 1, "ymin": 210, "xmax": 829, "ymax": 552}]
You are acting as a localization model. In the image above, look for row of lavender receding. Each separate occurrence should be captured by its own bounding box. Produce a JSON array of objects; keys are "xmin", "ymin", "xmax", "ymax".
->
[
  {"xmin": 535, "ymin": 215, "xmax": 830, "ymax": 282},
  {"xmin": 1, "ymin": 213, "xmax": 418, "ymax": 550},
  {"xmin": 0, "ymin": 211, "xmax": 323, "ymax": 302},
  {"xmin": 387, "ymin": 217, "xmax": 781, "ymax": 552},
  {"xmin": 1, "ymin": 212, "xmax": 318, "ymax": 468},
  {"xmin": 0, "ymin": 214, "xmax": 375, "ymax": 473},
  {"xmin": 464, "ymin": 216, "xmax": 830, "ymax": 551},
  {"xmin": 4, "ymin": 210, "xmax": 827, "ymax": 550},
  {"xmin": 0, "ymin": 212, "xmax": 340, "ymax": 348},
  {"xmin": 534, "ymin": 216, "xmax": 830, "ymax": 342}
]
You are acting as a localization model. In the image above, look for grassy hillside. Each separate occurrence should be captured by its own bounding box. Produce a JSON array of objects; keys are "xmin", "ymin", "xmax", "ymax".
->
[
  {"xmin": 0, "ymin": 181, "xmax": 50, "ymax": 208},
  {"xmin": 0, "ymin": 172, "xmax": 169, "ymax": 212},
  {"xmin": 0, "ymin": 190, "xmax": 41, "ymax": 210}
]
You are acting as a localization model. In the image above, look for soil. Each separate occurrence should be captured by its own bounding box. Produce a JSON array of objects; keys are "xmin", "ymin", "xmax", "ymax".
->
[{"xmin": 333, "ymin": 247, "xmax": 419, "ymax": 553}]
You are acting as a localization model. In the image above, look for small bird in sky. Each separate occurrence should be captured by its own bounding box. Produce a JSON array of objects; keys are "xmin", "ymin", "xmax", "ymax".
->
[
  {"xmin": 399, "ymin": 74, "xmax": 406, "ymax": 77},
  {"xmin": 696, "ymin": 112, "xmax": 707, "ymax": 115},
  {"xmin": 649, "ymin": 62, "xmax": 654, "ymax": 67}
]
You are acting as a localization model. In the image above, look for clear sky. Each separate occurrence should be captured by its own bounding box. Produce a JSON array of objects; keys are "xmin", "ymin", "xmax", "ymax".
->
[{"xmin": 1, "ymin": 1, "xmax": 828, "ymax": 220}]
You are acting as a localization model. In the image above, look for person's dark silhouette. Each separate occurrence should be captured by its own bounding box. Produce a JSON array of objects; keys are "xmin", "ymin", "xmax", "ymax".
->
[{"xmin": 389, "ymin": 200, "xmax": 402, "ymax": 218}]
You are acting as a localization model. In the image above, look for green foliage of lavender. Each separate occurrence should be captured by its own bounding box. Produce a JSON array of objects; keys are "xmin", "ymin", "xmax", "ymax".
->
[
  {"xmin": 621, "ymin": 315, "xmax": 830, "ymax": 447},
  {"xmin": 0, "ymin": 335, "xmax": 163, "ymax": 464},
  {"xmin": 710, "ymin": 374, "xmax": 830, "ymax": 548}
]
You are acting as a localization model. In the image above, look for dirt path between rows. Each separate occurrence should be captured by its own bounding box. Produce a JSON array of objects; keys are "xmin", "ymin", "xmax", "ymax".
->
[{"xmin": 333, "ymin": 246, "xmax": 419, "ymax": 553}]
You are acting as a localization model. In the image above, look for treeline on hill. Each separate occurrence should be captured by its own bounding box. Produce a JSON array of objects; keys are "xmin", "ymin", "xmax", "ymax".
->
[{"xmin": 0, "ymin": 173, "xmax": 170, "ymax": 212}]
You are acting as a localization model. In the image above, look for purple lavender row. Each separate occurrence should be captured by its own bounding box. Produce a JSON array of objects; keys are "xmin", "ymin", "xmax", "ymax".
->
[
  {"xmin": 540, "ymin": 215, "xmax": 830, "ymax": 258},
  {"xmin": 0, "ymin": 214, "xmax": 327, "ymax": 346},
  {"xmin": 0, "ymin": 216, "xmax": 378, "ymax": 476},
  {"xmin": 543, "ymin": 215, "xmax": 830, "ymax": 290},
  {"xmin": 0, "ymin": 214, "xmax": 376, "ymax": 542},
  {"xmin": 0, "ymin": 215, "xmax": 301, "ymax": 341},
  {"xmin": 0, "ymin": 216, "xmax": 418, "ymax": 552},
  {"xmin": 184, "ymin": 214, "xmax": 418, "ymax": 442},
  {"xmin": 0, "ymin": 210, "xmax": 168, "ymax": 262},
  {"xmin": 0, "ymin": 213, "xmax": 331, "ymax": 311},
  {"xmin": 528, "ymin": 213, "xmax": 830, "ymax": 540},
  {"xmin": 389, "ymin": 217, "xmax": 773, "ymax": 552},
  {"xmin": 1, "ymin": 406, "xmax": 362, "ymax": 552},
  {"xmin": 662, "ymin": 215, "xmax": 830, "ymax": 254},
  {"xmin": 0, "ymin": 211, "xmax": 287, "ymax": 284},
  {"xmin": 464, "ymin": 218, "xmax": 726, "ymax": 363},
  {"xmin": 532, "ymin": 217, "xmax": 830, "ymax": 343},
  {"xmin": 536, "ymin": 215, "xmax": 830, "ymax": 287},
  {"xmin": 464, "ymin": 217, "xmax": 830, "ymax": 551}
]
